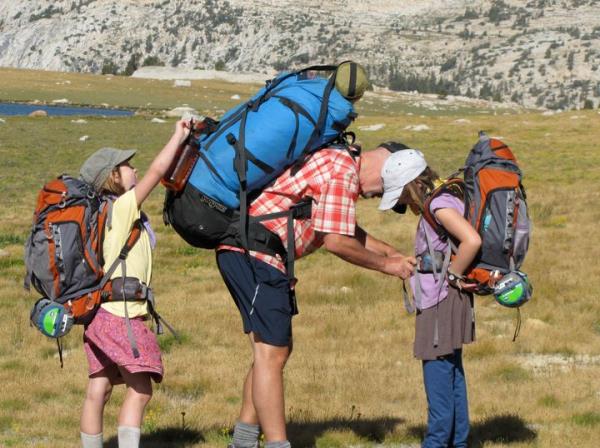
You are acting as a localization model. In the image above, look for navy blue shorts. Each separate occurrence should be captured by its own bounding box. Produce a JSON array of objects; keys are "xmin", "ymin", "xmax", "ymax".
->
[{"xmin": 217, "ymin": 251, "xmax": 293, "ymax": 346}]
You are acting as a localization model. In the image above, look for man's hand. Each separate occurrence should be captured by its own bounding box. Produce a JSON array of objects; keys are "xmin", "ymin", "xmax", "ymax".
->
[{"xmin": 382, "ymin": 255, "xmax": 416, "ymax": 280}]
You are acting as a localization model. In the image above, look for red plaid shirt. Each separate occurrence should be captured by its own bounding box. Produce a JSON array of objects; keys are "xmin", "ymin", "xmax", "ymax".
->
[{"xmin": 218, "ymin": 147, "xmax": 361, "ymax": 273}]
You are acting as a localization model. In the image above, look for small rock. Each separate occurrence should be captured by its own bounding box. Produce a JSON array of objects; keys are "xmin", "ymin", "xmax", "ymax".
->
[
  {"xmin": 29, "ymin": 110, "xmax": 48, "ymax": 117},
  {"xmin": 52, "ymin": 98, "xmax": 69, "ymax": 104},
  {"xmin": 404, "ymin": 124, "xmax": 430, "ymax": 131},
  {"xmin": 151, "ymin": 118, "xmax": 166, "ymax": 123},
  {"xmin": 0, "ymin": 249, "xmax": 9, "ymax": 257},
  {"xmin": 166, "ymin": 106, "xmax": 198, "ymax": 118},
  {"xmin": 79, "ymin": 135, "xmax": 89, "ymax": 142},
  {"xmin": 454, "ymin": 118, "xmax": 471, "ymax": 123},
  {"xmin": 173, "ymin": 79, "xmax": 192, "ymax": 87},
  {"xmin": 525, "ymin": 318, "xmax": 549, "ymax": 329},
  {"xmin": 0, "ymin": 118, "xmax": 5, "ymax": 124},
  {"xmin": 71, "ymin": 119, "xmax": 87, "ymax": 124},
  {"xmin": 358, "ymin": 123, "xmax": 385, "ymax": 131},
  {"xmin": 231, "ymin": 94, "xmax": 241, "ymax": 100},
  {"xmin": 340, "ymin": 286, "xmax": 352, "ymax": 294}
]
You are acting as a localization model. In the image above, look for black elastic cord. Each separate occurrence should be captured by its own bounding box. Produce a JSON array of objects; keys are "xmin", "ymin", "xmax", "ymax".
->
[
  {"xmin": 512, "ymin": 308, "xmax": 522, "ymax": 342},
  {"xmin": 57, "ymin": 338, "xmax": 64, "ymax": 369}
]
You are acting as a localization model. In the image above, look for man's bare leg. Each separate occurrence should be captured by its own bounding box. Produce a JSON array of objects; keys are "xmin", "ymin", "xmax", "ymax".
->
[{"xmin": 249, "ymin": 332, "xmax": 290, "ymax": 442}]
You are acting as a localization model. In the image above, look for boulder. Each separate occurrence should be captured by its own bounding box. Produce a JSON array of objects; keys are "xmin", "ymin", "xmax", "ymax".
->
[
  {"xmin": 29, "ymin": 110, "xmax": 48, "ymax": 117},
  {"xmin": 173, "ymin": 79, "xmax": 192, "ymax": 87},
  {"xmin": 165, "ymin": 106, "xmax": 198, "ymax": 118}
]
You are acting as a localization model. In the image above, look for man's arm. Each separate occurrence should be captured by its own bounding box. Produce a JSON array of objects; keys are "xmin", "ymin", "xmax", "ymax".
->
[
  {"xmin": 321, "ymin": 232, "xmax": 415, "ymax": 279},
  {"xmin": 355, "ymin": 225, "xmax": 402, "ymax": 257}
]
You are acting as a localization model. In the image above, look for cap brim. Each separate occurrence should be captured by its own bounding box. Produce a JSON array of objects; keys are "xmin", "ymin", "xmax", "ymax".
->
[
  {"xmin": 378, "ymin": 185, "xmax": 404, "ymax": 210},
  {"xmin": 114, "ymin": 149, "xmax": 137, "ymax": 166}
]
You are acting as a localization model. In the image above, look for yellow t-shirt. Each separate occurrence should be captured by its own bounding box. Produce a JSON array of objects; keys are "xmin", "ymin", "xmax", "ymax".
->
[{"xmin": 100, "ymin": 189, "xmax": 152, "ymax": 317}]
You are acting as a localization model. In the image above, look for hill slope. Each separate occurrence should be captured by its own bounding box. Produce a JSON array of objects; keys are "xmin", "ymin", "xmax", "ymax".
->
[{"xmin": 1, "ymin": 0, "xmax": 600, "ymax": 109}]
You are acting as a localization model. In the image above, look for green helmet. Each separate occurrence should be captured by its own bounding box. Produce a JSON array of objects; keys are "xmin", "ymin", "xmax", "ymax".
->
[
  {"xmin": 493, "ymin": 271, "xmax": 532, "ymax": 308},
  {"xmin": 335, "ymin": 61, "xmax": 370, "ymax": 101}
]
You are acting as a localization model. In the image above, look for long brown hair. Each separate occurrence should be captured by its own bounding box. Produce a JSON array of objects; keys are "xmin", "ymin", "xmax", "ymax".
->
[{"xmin": 405, "ymin": 166, "xmax": 440, "ymax": 213}]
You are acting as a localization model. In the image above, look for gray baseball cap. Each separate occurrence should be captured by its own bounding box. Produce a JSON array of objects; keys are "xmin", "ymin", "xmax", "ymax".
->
[{"xmin": 80, "ymin": 147, "xmax": 136, "ymax": 191}]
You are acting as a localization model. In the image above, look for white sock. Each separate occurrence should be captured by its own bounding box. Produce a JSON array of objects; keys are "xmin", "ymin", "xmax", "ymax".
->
[
  {"xmin": 118, "ymin": 426, "xmax": 141, "ymax": 448},
  {"xmin": 80, "ymin": 432, "xmax": 103, "ymax": 448}
]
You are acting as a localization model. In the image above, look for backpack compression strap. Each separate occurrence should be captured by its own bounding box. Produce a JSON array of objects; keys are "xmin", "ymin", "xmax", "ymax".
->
[{"xmin": 229, "ymin": 64, "xmax": 342, "ymax": 252}]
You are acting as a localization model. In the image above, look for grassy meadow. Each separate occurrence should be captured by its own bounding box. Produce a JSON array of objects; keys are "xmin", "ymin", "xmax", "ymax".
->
[{"xmin": 0, "ymin": 68, "xmax": 599, "ymax": 447}]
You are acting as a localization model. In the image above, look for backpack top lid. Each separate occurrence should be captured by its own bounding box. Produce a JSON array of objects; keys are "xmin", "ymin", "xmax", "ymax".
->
[{"xmin": 465, "ymin": 131, "xmax": 518, "ymax": 170}]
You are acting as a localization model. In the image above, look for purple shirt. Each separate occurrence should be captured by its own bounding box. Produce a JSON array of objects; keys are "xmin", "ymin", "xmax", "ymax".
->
[{"xmin": 410, "ymin": 193, "xmax": 465, "ymax": 310}]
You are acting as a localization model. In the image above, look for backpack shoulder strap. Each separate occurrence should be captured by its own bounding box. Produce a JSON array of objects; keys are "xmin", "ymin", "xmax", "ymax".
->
[
  {"xmin": 99, "ymin": 218, "xmax": 143, "ymax": 288},
  {"xmin": 96, "ymin": 198, "xmax": 113, "ymax": 267},
  {"xmin": 422, "ymin": 179, "xmax": 465, "ymax": 238}
]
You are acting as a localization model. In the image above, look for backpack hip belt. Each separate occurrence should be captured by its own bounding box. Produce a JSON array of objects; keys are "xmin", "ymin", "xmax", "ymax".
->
[
  {"xmin": 108, "ymin": 276, "xmax": 151, "ymax": 302},
  {"xmin": 107, "ymin": 276, "xmax": 178, "ymax": 338}
]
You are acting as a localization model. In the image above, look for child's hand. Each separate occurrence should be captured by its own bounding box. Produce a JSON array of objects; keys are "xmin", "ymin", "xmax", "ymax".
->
[
  {"xmin": 458, "ymin": 281, "xmax": 479, "ymax": 292},
  {"xmin": 174, "ymin": 119, "xmax": 192, "ymax": 143}
]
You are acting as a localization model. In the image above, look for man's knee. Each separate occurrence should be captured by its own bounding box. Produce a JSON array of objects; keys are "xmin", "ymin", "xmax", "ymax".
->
[{"xmin": 253, "ymin": 341, "xmax": 290, "ymax": 369}]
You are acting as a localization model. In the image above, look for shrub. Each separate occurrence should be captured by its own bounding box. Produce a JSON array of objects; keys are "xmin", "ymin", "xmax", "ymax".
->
[
  {"xmin": 215, "ymin": 60, "xmax": 226, "ymax": 71},
  {"xmin": 101, "ymin": 60, "xmax": 119, "ymax": 75},
  {"xmin": 142, "ymin": 56, "xmax": 164, "ymax": 67},
  {"xmin": 124, "ymin": 53, "xmax": 141, "ymax": 76},
  {"xmin": 440, "ymin": 56, "xmax": 457, "ymax": 72}
]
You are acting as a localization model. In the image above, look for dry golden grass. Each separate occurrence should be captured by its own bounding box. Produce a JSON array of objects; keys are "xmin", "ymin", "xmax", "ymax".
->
[{"xmin": 1, "ymin": 68, "xmax": 599, "ymax": 447}]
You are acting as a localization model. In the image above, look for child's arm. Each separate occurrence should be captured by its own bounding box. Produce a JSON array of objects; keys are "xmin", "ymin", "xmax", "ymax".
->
[
  {"xmin": 134, "ymin": 120, "xmax": 190, "ymax": 207},
  {"xmin": 434, "ymin": 207, "xmax": 481, "ymax": 277}
]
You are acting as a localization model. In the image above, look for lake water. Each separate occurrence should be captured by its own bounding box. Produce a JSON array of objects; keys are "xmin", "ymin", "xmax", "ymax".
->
[{"xmin": 0, "ymin": 102, "xmax": 134, "ymax": 117}]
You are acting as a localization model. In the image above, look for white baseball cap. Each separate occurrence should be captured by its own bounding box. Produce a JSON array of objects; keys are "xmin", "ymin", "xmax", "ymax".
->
[{"xmin": 378, "ymin": 149, "xmax": 428, "ymax": 210}]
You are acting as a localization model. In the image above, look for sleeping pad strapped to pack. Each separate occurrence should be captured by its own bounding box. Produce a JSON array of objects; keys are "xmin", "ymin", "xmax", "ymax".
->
[{"xmin": 164, "ymin": 64, "xmax": 359, "ymax": 256}]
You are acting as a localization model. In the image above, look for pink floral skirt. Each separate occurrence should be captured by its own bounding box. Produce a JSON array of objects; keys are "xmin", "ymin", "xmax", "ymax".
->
[{"xmin": 84, "ymin": 308, "xmax": 163, "ymax": 384}]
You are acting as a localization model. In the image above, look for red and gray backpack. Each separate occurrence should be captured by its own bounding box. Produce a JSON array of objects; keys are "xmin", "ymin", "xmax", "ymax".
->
[
  {"xmin": 23, "ymin": 175, "xmax": 180, "ymax": 365},
  {"xmin": 24, "ymin": 175, "xmax": 142, "ymax": 323},
  {"xmin": 422, "ymin": 132, "xmax": 531, "ymax": 295}
]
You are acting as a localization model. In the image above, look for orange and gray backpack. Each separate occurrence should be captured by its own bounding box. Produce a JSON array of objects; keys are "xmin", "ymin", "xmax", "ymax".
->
[
  {"xmin": 422, "ymin": 132, "xmax": 531, "ymax": 296},
  {"xmin": 24, "ymin": 175, "xmax": 175, "ymax": 365}
]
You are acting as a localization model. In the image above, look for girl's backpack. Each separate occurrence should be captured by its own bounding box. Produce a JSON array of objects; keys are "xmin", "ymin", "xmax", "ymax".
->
[
  {"xmin": 422, "ymin": 132, "xmax": 531, "ymax": 296},
  {"xmin": 25, "ymin": 175, "xmax": 178, "ymax": 366},
  {"xmin": 24, "ymin": 176, "xmax": 141, "ymax": 328}
]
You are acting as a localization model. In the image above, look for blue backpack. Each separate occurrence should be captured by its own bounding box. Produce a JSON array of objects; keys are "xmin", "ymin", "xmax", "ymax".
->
[
  {"xmin": 164, "ymin": 64, "xmax": 359, "ymax": 264},
  {"xmin": 188, "ymin": 67, "xmax": 356, "ymax": 209}
]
